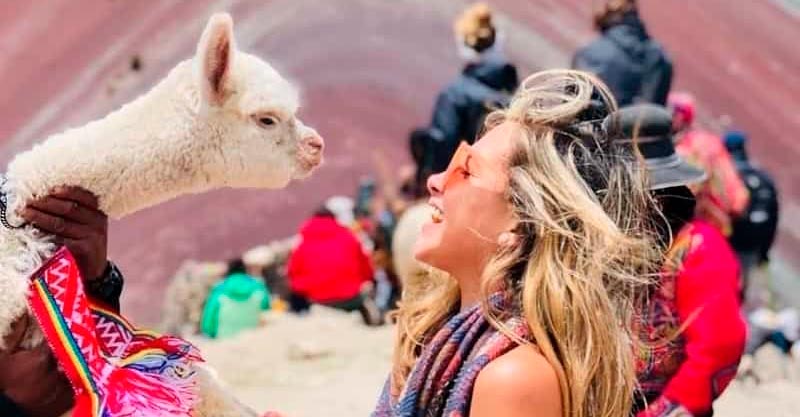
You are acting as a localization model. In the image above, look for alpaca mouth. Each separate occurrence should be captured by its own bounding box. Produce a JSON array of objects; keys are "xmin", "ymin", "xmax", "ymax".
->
[
  {"xmin": 295, "ymin": 136, "xmax": 324, "ymax": 177},
  {"xmin": 294, "ymin": 153, "xmax": 323, "ymax": 178}
]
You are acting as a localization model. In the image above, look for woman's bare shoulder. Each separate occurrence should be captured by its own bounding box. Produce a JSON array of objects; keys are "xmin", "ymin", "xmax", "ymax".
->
[{"xmin": 470, "ymin": 344, "xmax": 562, "ymax": 417}]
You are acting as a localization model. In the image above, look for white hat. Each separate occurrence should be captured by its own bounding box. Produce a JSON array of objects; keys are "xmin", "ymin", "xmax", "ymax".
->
[{"xmin": 325, "ymin": 196, "xmax": 355, "ymax": 226}]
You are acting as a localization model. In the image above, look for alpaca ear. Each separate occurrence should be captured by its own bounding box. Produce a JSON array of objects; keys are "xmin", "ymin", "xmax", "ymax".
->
[{"xmin": 196, "ymin": 13, "xmax": 235, "ymax": 106}]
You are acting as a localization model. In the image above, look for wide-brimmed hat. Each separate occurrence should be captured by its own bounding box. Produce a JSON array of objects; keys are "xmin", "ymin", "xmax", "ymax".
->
[{"xmin": 605, "ymin": 103, "xmax": 706, "ymax": 190}]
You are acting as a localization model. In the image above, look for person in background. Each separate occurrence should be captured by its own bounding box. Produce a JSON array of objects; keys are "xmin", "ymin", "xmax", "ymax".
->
[
  {"xmin": 287, "ymin": 204, "xmax": 382, "ymax": 326},
  {"xmin": 723, "ymin": 130, "xmax": 779, "ymax": 299},
  {"xmin": 1, "ymin": 187, "xmax": 123, "ymax": 417},
  {"xmin": 200, "ymin": 258, "xmax": 271, "ymax": 339},
  {"xmin": 669, "ymin": 92, "xmax": 749, "ymax": 237},
  {"xmin": 573, "ymin": 0, "xmax": 672, "ymax": 107},
  {"xmin": 422, "ymin": 3, "xmax": 518, "ymax": 180},
  {"xmin": 615, "ymin": 105, "xmax": 746, "ymax": 417}
]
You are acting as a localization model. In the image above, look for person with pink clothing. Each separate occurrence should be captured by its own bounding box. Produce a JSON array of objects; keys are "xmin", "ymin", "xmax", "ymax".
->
[{"xmin": 668, "ymin": 92, "xmax": 750, "ymax": 236}]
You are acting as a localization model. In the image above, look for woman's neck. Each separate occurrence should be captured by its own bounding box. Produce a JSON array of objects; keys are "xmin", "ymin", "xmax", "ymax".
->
[{"xmin": 454, "ymin": 269, "xmax": 483, "ymax": 312}]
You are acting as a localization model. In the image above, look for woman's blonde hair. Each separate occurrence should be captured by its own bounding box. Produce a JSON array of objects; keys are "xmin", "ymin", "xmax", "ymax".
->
[{"xmin": 391, "ymin": 69, "xmax": 661, "ymax": 417}]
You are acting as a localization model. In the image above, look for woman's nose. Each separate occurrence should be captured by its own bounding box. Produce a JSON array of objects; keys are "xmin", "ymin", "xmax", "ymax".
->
[{"xmin": 427, "ymin": 172, "xmax": 445, "ymax": 196}]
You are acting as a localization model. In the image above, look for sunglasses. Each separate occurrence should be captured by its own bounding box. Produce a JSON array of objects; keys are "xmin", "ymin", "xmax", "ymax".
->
[{"xmin": 441, "ymin": 141, "xmax": 506, "ymax": 193}]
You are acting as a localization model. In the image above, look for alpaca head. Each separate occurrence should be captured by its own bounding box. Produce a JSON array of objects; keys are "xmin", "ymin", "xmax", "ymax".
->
[{"xmin": 193, "ymin": 13, "xmax": 324, "ymax": 189}]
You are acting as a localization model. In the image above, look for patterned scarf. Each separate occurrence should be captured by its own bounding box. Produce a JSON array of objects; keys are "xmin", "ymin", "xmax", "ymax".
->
[
  {"xmin": 633, "ymin": 227, "xmax": 689, "ymax": 406},
  {"xmin": 27, "ymin": 247, "xmax": 201, "ymax": 417},
  {"xmin": 373, "ymin": 295, "xmax": 529, "ymax": 417}
]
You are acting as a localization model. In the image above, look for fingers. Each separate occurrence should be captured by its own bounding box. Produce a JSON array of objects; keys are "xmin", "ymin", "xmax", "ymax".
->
[
  {"xmin": 25, "ymin": 198, "xmax": 103, "ymax": 227},
  {"xmin": 20, "ymin": 206, "xmax": 92, "ymax": 239},
  {"xmin": 48, "ymin": 186, "xmax": 99, "ymax": 209},
  {"xmin": 1, "ymin": 316, "xmax": 30, "ymax": 355}
]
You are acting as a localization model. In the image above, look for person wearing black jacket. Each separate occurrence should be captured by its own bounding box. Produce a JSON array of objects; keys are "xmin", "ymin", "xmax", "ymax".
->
[
  {"xmin": 417, "ymin": 3, "xmax": 518, "ymax": 186},
  {"xmin": 0, "ymin": 187, "xmax": 122, "ymax": 417},
  {"xmin": 573, "ymin": 0, "xmax": 672, "ymax": 107}
]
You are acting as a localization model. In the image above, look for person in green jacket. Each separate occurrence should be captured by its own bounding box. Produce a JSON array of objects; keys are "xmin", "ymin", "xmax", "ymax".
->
[{"xmin": 201, "ymin": 258, "xmax": 271, "ymax": 339}]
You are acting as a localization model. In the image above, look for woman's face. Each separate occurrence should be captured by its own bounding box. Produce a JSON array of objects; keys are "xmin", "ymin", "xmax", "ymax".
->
[{"xmin": 414, "ymin": 122, "xmax": 519, "ymax": 275}]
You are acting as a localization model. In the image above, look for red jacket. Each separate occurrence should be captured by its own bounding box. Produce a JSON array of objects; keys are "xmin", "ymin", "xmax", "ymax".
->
[
  {"xmin": 638, "ymin": 219, "xmax": 746, "ymax": 416},
  {"xmin": 287, "ymin": 215, "xmax": 374, "ymax": 303}
]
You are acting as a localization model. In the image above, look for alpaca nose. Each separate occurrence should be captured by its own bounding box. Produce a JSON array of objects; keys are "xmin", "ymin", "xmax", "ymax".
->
[{"xmin": 303, "ymin": 133, "xmax": 324, "ymax": 154}]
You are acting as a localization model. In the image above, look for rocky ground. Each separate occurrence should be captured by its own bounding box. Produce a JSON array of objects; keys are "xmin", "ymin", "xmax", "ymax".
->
[{"xmin": 194, "ymin": 307, "xmax": 799, "ymax": 417}]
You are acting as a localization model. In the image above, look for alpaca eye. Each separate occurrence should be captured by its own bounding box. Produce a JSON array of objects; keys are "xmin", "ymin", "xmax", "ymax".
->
[{"xmin": 258, "ymin": 116, "xmax": 278, "ymax": 127}]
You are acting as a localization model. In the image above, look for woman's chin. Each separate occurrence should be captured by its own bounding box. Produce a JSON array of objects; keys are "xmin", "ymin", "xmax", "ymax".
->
[
  {"xmin": 413, "ymin": 235, "xmax": 439, "ymax": 267},
  {"xmin": 415, "ymin": 219, "xmax": 446, "ymax": 267},
  {"xmin": 412, "ymin": 240, "xmax": 432, "ymax": 264}
]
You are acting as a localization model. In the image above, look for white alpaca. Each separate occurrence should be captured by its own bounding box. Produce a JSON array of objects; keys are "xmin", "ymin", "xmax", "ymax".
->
[{"xmin": 0, "ymin": 13, "xmax": 323, "ymax": 417}]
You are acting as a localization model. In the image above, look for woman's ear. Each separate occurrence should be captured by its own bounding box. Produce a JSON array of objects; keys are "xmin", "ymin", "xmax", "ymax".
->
[{"xmin": 497, "ymin": 231, "xmax": 520, "ymax": 249}]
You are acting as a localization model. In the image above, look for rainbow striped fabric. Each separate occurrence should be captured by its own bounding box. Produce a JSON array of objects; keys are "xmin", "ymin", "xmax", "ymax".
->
[{"xmin": 27, "ymin": 247, "xmax": 201, "ymax": 417}]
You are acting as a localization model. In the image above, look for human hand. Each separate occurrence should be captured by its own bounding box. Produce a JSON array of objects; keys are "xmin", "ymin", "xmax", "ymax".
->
[
  {"xmin": 0, "ymin": 316, "xmax": 73, "ymax": 417},
  {"xmin": 21, "ymin": 186, "xmax": 109, "ymax": 281},
  {"xmin": 636, "ymin": 396, "xmax": 693, "ymax": 417},
  {"xmin": 0, "ymin": 315, "xmax": 29, "ymax": 365}
]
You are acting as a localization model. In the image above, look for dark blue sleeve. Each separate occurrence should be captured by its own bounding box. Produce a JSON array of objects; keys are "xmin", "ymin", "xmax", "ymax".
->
[
  {"xmin": 429, "ymin": 88, "xmax": 463, "ymax": 172},
  {"xmin": 431, "ymin": 89, "xmax": 461, "ymax": 146},
  {"xmin": 640, "ymin": 48, "xmax": 673, "ymax": 106},
  {"xmin": 572, "ymin": 44, "xmax": 608, "ymax": 76},
  {"xmin": 501, "ymin": 64, "xmax": 519, "ymax": 93}
]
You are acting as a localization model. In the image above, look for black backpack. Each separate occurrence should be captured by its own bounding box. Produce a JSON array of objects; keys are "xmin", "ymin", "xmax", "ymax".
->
[{"xmin": 729, "ymin": 164, "xmax": 779, "ymax": 257}]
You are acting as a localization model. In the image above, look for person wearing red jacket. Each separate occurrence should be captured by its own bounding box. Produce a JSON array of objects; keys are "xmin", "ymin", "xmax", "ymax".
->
[
  {"xmin": 638, "ymin": 213, "xmax": 745, "ymax": 417},
  {"xmin": 287, "ymin": 206, "xmax": 382, "ymax": 325},
  {"xmin": 612, "ymin": 105, "xmax": 746, "ymax": 417}
]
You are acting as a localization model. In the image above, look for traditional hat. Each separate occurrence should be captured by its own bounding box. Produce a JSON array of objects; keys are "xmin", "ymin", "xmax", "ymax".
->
[{"xmin": 607, "ymin": 103, "xmax": 706, "ymax": 190}]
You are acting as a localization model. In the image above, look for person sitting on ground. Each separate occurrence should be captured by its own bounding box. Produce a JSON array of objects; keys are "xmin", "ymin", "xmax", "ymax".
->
[
  {"xmin": 420, "ymin": 3, "xmax": 518, "ymax": 183},
  {"xmin": 200, "ymin": 258, "xmax": 271, "ymax": 339},
  {"xmin": 615, "ymin": 105, "xmax": 746, "ymax": 417},
  {"xmin": 723, "ymin": 130, "xmax": 780, "ymax": 301},
  {"xmin": 573, "ymin": 0, "xmax": 673, "ymax": 106},
  {"xmin": 287, "ymin": 203, "xmax": 382, "ymax": 326},
  {"xmin": 0, "ymin": 187, "xmax": 123, "ymax": 417}
]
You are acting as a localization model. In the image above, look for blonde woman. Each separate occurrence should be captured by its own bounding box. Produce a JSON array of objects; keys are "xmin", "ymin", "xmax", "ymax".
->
[{"xmin": 372, "ymin": 70, "xmax": 660, "ymax": 417}]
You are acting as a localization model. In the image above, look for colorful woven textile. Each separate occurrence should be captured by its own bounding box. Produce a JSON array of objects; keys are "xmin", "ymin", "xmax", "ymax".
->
[
  {"xmin": 634, "ymin": 226, "xmax": 689, "ymax": 405},
  {"xmin": 27, "ymin": 247, "xmax": 201, "ymax": 417},
  {"xmin": 372, "ymin": 296, "xmax": 529, "ymax": 417}
]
